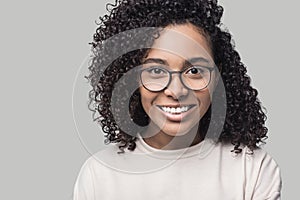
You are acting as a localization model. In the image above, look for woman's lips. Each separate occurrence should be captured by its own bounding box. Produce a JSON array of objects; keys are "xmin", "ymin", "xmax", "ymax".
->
[{"xmin": 156, "ymin": 104, "xmax": 197, "ymax": 121}]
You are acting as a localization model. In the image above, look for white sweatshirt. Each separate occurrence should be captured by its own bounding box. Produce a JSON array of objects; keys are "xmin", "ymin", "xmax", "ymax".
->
[{"xmin": 73, "ymin": 137, "xmax": 281, "ymax": 200}]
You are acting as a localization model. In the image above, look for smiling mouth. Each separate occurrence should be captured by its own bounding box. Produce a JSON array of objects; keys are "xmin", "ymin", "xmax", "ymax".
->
[{"xmin": 157, "ymin": 105, "xmax": 196, "ymax": 114}]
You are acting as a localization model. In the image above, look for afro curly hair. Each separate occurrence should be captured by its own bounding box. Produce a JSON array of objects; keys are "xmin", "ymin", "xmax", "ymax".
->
[{"xmin": 86, "ymin": 0, "xmax": 268, "ymax": 153}]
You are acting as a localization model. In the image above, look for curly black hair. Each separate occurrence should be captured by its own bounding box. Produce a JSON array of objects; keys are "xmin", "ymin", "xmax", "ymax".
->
[{"xmin": 86, "ymin": 0, "xmax": 268, "ymax": 153}]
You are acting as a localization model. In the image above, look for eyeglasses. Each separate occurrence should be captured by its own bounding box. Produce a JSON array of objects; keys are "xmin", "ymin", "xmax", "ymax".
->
[{"xmin": 140, "ymin": 65, "xmax": 216, "ymax": 92}]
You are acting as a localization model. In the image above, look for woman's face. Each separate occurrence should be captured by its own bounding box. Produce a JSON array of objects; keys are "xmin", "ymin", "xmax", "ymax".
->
[{"xmin": 140, "ymin": 23, "xmax": 216, "ymax": 138}]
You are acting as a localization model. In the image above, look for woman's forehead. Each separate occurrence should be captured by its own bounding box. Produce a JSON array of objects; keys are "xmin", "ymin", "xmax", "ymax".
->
[
  {"xmin": 145, "ymin": 49, "xmax": 213, "ymax": 66},
  {"xmin": 149, "ymin": 24, "xmax": 213, "ymax": 61}
]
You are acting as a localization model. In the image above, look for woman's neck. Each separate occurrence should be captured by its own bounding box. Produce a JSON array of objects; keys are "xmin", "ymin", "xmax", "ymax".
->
[{"xmin": 142, "ymin": 124, "xmax": 202, "ymax": 150}]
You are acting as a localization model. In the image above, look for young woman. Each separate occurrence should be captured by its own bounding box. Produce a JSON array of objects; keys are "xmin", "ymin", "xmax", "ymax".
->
[{"xmin": 73, "ymin": 0, "xmax": 281, "ymax": 199}]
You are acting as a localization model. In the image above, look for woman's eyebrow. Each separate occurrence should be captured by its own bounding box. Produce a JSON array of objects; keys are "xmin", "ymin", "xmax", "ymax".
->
[
  {"xmin": 143, "ymin": 57, "xmax": 210, "ymax": 66},
  {"xmin": 143, "ymin": 58, "xmax": 169, "ymax": 65},
  {"xmin": 185, "ymin": 57, "xmax": 210, "ymax": 65}
]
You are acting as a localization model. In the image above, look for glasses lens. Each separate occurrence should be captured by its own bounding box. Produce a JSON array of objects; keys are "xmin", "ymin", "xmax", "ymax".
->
[
  {"xmin": 182, "ymin": 66, "xmax": 211, "ymax": 90},
  {"xmin": 141, "ymin": 67, "xmax": 169, "ymax": 91}
]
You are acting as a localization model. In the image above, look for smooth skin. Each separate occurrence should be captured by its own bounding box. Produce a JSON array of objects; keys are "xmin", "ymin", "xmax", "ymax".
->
[{"xmin": 140, "ymin": 23, "xmax": 217, "ymax": 150}]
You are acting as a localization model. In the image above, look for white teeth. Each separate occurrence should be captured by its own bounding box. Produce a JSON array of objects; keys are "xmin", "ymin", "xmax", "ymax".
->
[{"xmin": 161, "ymin": 106, "xmax": 191, "ymax": 114}]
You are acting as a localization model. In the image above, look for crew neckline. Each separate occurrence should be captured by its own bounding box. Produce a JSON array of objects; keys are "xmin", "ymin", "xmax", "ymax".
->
[{"xmin": 135, "ymin": 134, "xmax": 216, "ymax": 160}]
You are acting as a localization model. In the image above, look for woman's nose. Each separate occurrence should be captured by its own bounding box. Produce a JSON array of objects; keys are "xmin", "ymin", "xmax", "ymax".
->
[{"xmin": 164, "ymin": 74, "xmax": 188, "ymax": 99}]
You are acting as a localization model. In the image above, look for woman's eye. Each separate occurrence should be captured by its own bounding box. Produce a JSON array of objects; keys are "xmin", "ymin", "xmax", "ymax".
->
[
  {"xmin": 148, "ymin": 67, "xmax": 166, "ymax": 75},
  {"xmin": 186, "ymin": 67, "xmax": 204, "ymax": 74}
]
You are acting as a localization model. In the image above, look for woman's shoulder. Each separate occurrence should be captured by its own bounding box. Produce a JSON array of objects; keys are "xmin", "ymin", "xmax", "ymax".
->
[
  {"xmin": 215, "ymin": 142, "xmax": 282, "ymax": 198},
  {"xmin": 217, "ymin": 141, "xmax": 278, "ymax": 162},
  {"xmin": 210, "ymin": 141, "xmax": 281, "ymax": 173},
  {"xmin": 82, "ymin": 143, "xmax": 122, "ymax": 168},
  {"xmin": 222, "ymin": 143, "xmax": 281, "ymax": 178}
]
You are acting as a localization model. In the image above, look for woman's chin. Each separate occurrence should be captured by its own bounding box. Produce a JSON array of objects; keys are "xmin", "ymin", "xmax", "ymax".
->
[{"xmin": 159, "ymin": 121, "xmax": 199, "ymax": 137}]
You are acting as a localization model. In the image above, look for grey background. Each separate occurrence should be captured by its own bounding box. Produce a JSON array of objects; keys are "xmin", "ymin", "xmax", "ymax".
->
[{"xmin": 0, "ymin": 0, "xmax": 298, "ymax": 199}]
